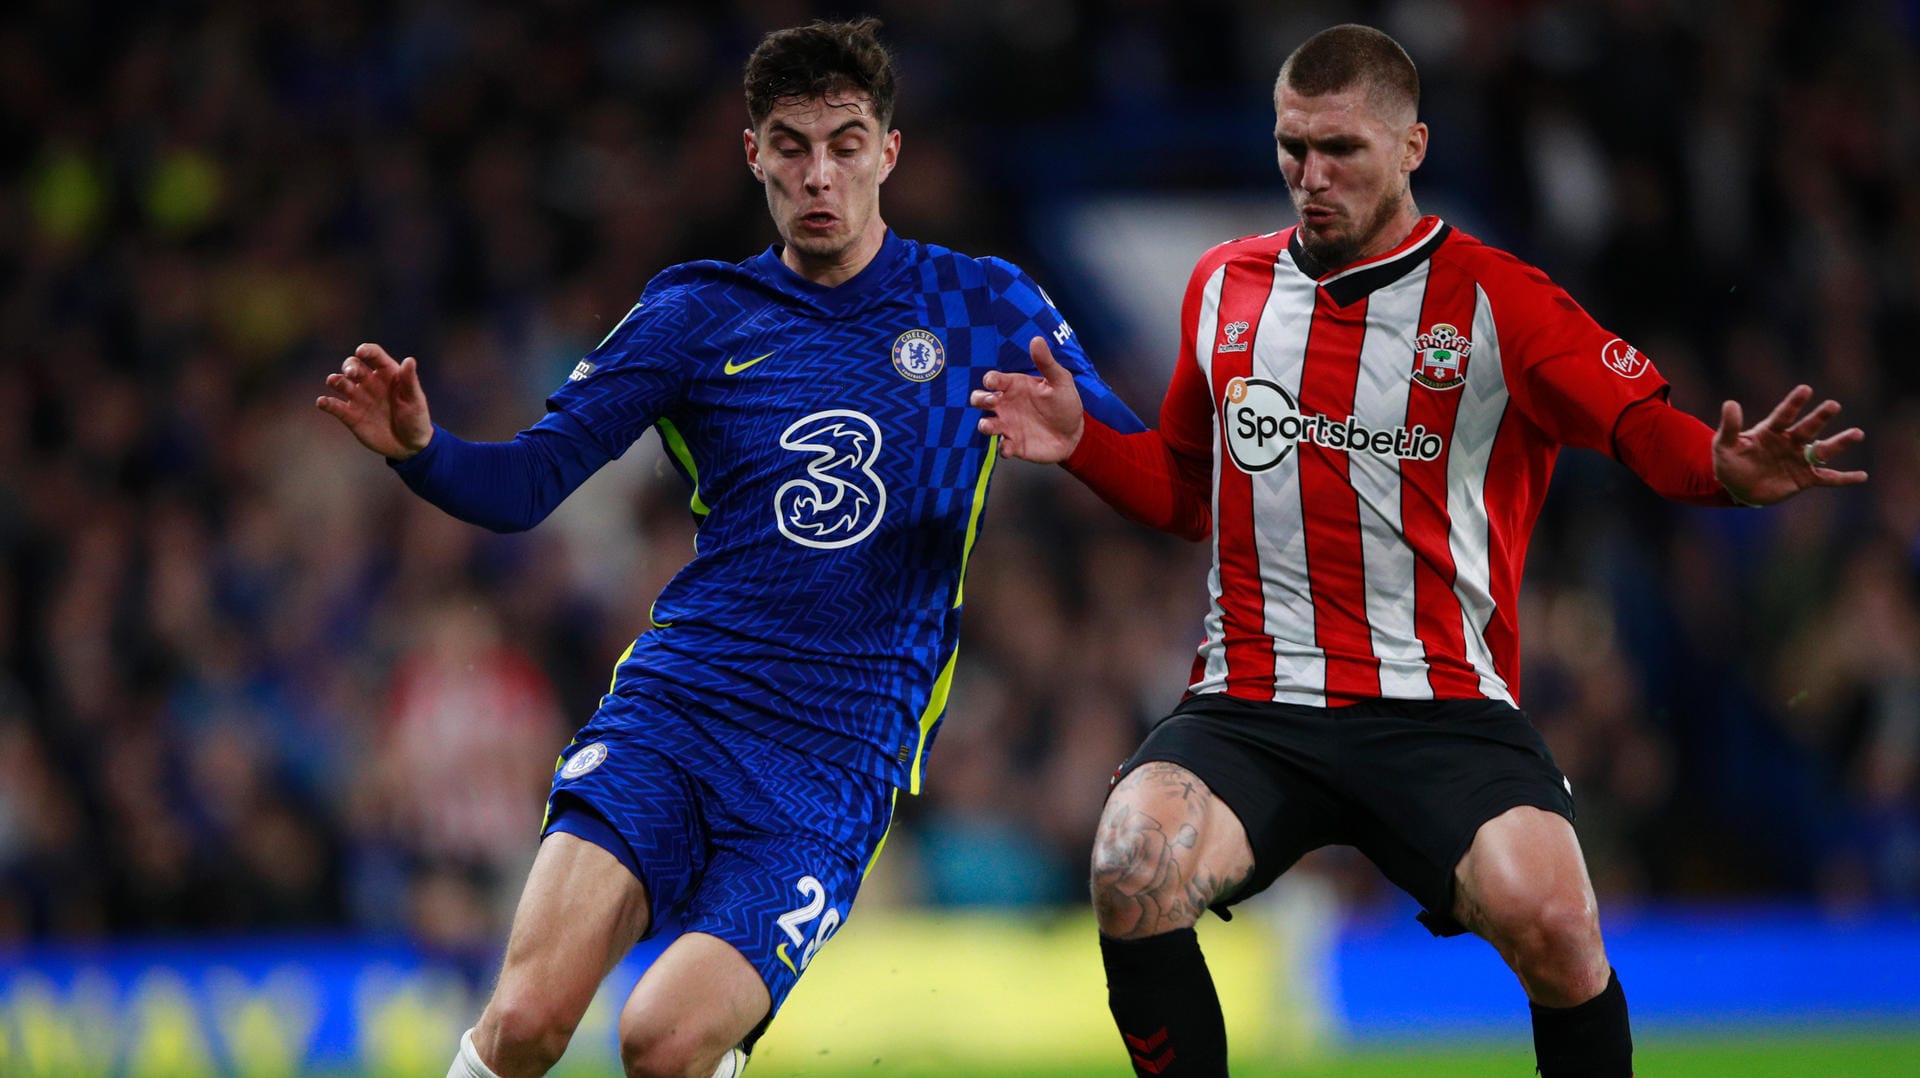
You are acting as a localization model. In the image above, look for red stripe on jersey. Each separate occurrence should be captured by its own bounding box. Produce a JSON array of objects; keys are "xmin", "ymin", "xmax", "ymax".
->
[
  {"xmin": 1296, "ymin": 292, "xmax": 1379, "ymax": 704},
  {"xmin": 1212, "ymin": 255, "xmax": 1282, "ymax": 699},
  {"xmin": 1399, "ymin": 261, "xmax": 1484, "ymax": 698}
]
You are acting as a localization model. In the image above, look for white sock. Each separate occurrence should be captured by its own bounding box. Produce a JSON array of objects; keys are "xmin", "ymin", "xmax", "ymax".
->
[
  {"xmin": 448, "ymin": 1028, "xmax": 502, "ymax": 1078},
  {"xmin": 710, "ymin": 1045, "xmax": 749, "ymax": 1077}
]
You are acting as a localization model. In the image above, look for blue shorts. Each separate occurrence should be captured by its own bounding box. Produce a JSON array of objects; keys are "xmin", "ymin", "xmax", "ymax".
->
[{"xmin": 541, "ymin": 685, "xmax": 896, "ymax": 1027}]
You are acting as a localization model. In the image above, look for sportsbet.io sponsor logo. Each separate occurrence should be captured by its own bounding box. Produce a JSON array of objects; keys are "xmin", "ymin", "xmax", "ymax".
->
[{"xmin": 1222, "ymin": 376, "xmax": 1444, "ymax": 473}]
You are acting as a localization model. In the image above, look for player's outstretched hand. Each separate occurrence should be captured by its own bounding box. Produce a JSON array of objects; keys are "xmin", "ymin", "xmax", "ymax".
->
[
  {"xmin": 1713, "ymin": 384, "xmax": 1867, "ymax": 506},
  {"xmin": 316, "ymin": 342, "xmax": 435, "ymax": 461},
  {"xmin": 970, "ymin": 336, "xmax": 1086, "ymax": 462}
]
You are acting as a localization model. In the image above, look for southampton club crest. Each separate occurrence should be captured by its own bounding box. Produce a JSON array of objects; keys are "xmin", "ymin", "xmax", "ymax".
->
[
  {"xmin": 891, "ymin": 328, "xmax": 945, "ymax": 382},
  {"xmin": 1412, "ymin": 323, "xmax": 1471, "ymax": 390}
]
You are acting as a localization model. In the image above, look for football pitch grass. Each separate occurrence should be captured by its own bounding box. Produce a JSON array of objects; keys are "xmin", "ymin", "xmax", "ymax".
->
[
  {"xmin": 739, "ymin": 1029, "xmax": 1920, "ymax": 1076},
  {"xmin": 724, "ymin": 906, "xmax": 1920, "ymax": 1077}
]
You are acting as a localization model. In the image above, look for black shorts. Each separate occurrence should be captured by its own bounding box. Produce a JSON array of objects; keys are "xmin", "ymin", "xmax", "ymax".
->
[{"xmin": 1112, "ymin": 694, "xmax": 1575, "ymax": 937}]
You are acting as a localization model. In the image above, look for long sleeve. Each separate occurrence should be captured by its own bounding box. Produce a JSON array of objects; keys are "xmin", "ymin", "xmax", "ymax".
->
[
  {"xmin": 1611, "ymin": 396, "xmax": 1738, "ymax": 507},
  {"xmin": 389, "ymin": 409, "xmax": 615, "ymax": 532},
  {"xmin": 1061, "ymin": 338, "xmax": 1216, "ymax": 541},
  {"xmin": 1062, "ymin": 418, "xmax": 1212, "ymax": 540}
]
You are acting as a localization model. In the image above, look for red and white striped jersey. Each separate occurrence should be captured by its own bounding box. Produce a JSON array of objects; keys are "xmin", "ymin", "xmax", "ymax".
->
[{"xmin": 1156, "ymin": 217, "xmax": 1667, "ymax": 708}]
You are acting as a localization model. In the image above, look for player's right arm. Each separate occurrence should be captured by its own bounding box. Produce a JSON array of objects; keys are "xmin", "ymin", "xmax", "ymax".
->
[
  {"xmin": 316, "ymin": 341, "xmax": 616, "ymax": 533},
  {"xmin": 317, "ymin": 342, "xmax": 434, "ymax": 459},
  {"xmin": 972, "ymin": 254, "xmax": 1218, "ymax": 541},
  {"xmin": 974, "ymin": 336, "xmax": 1213, "ymax": 541},
  {"xmin": 319, "ymin": 284, "xmax": 690, "ymax": 533}
]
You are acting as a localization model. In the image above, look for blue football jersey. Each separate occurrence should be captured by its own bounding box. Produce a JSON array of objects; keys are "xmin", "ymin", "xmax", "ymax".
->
[{"xmin": 547, "ymin": 231, "xmax": 1142, "ymax": 791}]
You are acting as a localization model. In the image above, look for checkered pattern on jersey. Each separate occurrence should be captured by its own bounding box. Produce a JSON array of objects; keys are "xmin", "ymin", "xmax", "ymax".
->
[
  {"xmin": 549, "ymin": 234, "xmax": 1141, "ymax": 789},
  {"xmin": 544, "ymin": 692, "xmax": 894, "ymax": 1019}
]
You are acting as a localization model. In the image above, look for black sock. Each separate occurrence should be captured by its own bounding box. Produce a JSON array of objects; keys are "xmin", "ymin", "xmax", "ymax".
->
[
  {"xmin": 1100, "ymin": 928, "xmax": 1228, "ymax": 1077},
  {"xmin": 1531, "ymin": 968, "xmax": 1633, "ymax": 1077}
]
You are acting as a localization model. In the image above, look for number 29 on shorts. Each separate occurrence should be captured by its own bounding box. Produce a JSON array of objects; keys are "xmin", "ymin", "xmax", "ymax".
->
[{"xmin": 773, "ymin": 875, "xmax": 842, "ymax": 975}]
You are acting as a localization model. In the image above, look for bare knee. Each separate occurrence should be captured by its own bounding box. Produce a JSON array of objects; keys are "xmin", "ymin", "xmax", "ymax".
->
[
  {"xmin": 620, "ymin": 1025, "xmax": 724, "ymax": 1078},
  {"xmin": 1471, "ymin": 877, "xmax": 1608, "ymax": 1005},
  {"xmin": 1510, "ymin": 886, "xmax": 1601, "ymax": 961},
  {"xmin": 1089, "ymin": 764, "xmax": 1251, "ymax": 940},
  {"xmin": 1090, "ymin": 826, "xmax": 1188, "ymax": 937},
  {"xmin": 477, "ymin": 990, "xmax": 581, "ymax": 1075},
  {"xmin": 1456, "ymin": 808, "xmax": 1610, "ymax": 1006}
]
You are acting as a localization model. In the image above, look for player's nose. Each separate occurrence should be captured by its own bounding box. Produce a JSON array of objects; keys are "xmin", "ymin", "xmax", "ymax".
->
[{"xmin": 1299, "ymin": 150, "xmax": 1331, "ymax": 190}]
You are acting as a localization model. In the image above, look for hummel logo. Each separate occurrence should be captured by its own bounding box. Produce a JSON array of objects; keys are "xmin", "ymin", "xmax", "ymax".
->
[
  {"xmin": 1217, "ymin": 321, "xmax": 1250, "ymax": 353},
  {"xmin": 723, "ymin": 351, "xmax": 775, "ymax": 375}
]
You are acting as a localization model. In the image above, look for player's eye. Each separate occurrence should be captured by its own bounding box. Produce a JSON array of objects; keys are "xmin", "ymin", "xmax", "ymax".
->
[{"xmin": 1277, "ymin": 139, "xmax": 1306, "ymax": 159}]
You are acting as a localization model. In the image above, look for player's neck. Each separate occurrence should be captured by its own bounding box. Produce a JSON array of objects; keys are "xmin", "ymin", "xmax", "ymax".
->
[
  {"xmin": 782, "ymin": 219, "xmax": 889, "ymax": 288},
  {"xmin": 1351, "ymin": 201, "xmax": 1422, "ymax": 264}
]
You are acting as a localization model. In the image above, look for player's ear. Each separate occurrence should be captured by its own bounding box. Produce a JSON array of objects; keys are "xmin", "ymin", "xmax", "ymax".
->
[
  {"xmin": 1403, "ymin": 120, "xmax": 1428, "ymax": 174},
  {"xmin": 744, "ymin": 128, "xmax": 766, "ymax": 183},
  {"xmin": 876, "ymin": 128, "xmax": 900, "ymax": 184}
]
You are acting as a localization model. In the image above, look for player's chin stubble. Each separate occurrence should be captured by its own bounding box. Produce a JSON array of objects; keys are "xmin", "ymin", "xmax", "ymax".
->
[
  {"xmin": 1299, "ymin": 224, "xmax": 1359, "ymax": 270},
  {"xmin": 1298, "ymin": 188, "xmax": 1407, "ymax": 269}
]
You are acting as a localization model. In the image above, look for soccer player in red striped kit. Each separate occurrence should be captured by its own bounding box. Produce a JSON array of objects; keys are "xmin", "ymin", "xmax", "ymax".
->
[{"xmin": 973, "ymin": 23, "xmax": 1866, "ymax": 1078}]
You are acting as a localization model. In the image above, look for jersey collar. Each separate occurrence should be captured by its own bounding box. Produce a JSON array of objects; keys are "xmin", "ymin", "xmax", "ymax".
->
[
  {"xmin": 1287, "ymin": 216, "xmax": 1450, "ymax": 307},
  {"xmin": 751, "ymin": 228, "xmax": 909, "ymax": 314}
]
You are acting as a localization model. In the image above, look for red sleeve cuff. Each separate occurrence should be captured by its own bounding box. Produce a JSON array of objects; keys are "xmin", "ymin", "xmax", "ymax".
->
[
  {"xmin": 1062, "ymin": 416, "xmax": 1212, "ymax": 540},
  {"xmin": 1613, "ymin": 398, "xmax": 1738, "ymax": 507}
]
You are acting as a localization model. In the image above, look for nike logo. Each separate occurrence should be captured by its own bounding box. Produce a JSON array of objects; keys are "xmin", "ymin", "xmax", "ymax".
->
[
  {"xmin": 723, "ymin": 351, "xmax": 775, "ymax": 375},
  {"xmin": 775, "ymin": 942, "xmax": 796, "ymax": 975}
]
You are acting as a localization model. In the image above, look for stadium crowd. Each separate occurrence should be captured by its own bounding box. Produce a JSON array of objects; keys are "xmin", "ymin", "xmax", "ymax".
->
[{"xmin": 2, "ymin": 0, "xmax": 1915, "ymax": 962}]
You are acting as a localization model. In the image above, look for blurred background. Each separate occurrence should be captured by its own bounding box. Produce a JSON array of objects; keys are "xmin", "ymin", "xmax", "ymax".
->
[{"xmin": 2, "ymin": 0, "xmax": 1917, "ymax": 1074}]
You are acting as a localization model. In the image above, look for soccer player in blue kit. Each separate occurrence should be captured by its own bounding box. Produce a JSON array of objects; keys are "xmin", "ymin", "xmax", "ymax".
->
[{"xmin": 317, "ymin": 18, "xmax": 1141, "ymax": 1078}]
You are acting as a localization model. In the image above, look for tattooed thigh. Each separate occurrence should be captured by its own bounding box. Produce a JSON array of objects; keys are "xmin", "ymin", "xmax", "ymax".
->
[{"xmin": 1089, "ymin": 762, "xmax": 1254, "ymax": 938}]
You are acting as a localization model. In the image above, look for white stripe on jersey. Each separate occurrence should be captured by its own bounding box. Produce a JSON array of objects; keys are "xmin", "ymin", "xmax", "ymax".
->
[
  {"xmin": 1450, "ymin": 286, "xmax": 1513, "ymax": 703},
  {"xmin": 1194, "ymin": 261, "xmax": 1233, "ymax": 694},
  {"xmin": 1351, "ymin": 263, "xmax": 1434, "ymax": 699},
  {"xmin": 1253, "ymin": 249, "xmax": 1327, "ymax": 704}
]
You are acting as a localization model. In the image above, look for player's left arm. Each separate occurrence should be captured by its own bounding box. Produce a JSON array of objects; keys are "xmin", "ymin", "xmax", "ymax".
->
[{"xmin": 1494, "ymin": 263, "xmax": 1865, "ymax": 506}]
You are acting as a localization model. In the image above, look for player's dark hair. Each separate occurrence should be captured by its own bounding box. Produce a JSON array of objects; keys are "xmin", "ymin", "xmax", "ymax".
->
[
  {"xmin": 1277, "ymin": 24, "xmax": 1419, "ymax": 117},
  {"xmin": 744, "ymin": 17, "xmax": 896, "ymax": 131}
]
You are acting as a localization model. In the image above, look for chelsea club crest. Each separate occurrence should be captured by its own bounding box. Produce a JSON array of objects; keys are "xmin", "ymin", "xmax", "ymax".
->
[
  {"xmin": 891, "ymin": 328, "xmax": 945, "ymax": 382},
  {"xmin": 560, "ymin": 742, "xmax": 608, "ymax": 779}
]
